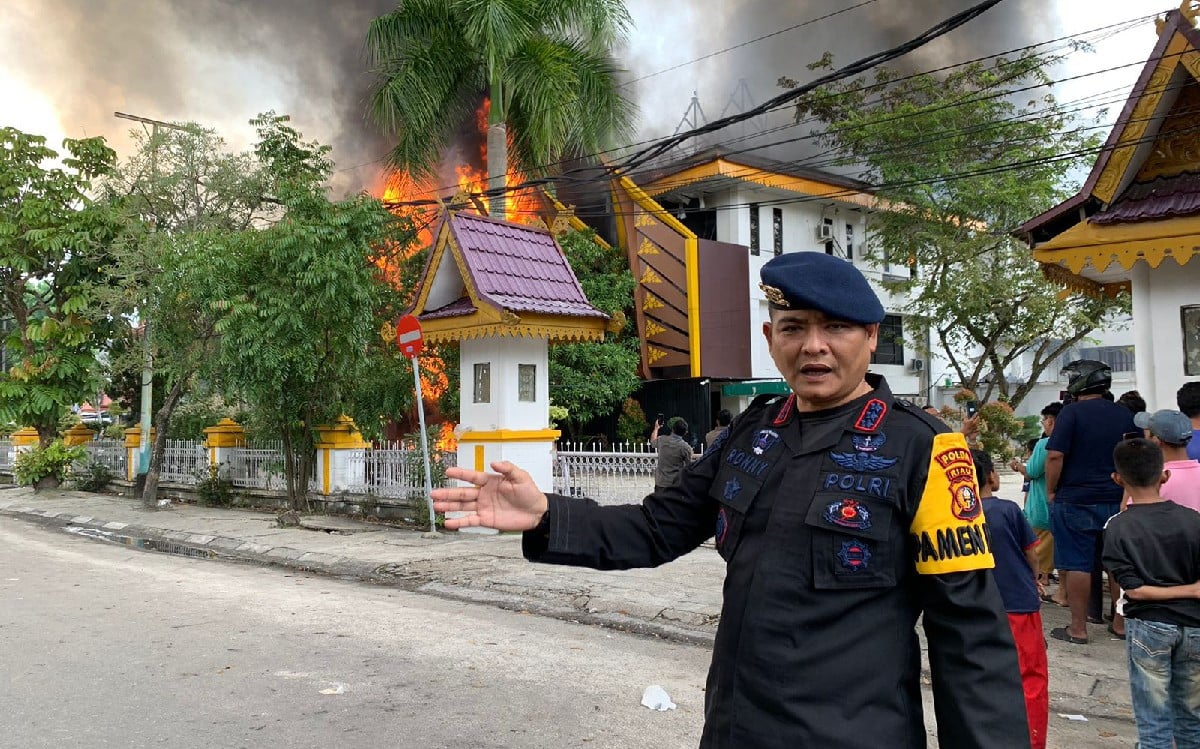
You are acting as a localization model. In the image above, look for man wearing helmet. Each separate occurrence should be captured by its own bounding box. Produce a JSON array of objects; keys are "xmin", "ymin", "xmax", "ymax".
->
[{"xmin": 1044, "ymin": 359, "xmax": 1138, "ymax": 644}]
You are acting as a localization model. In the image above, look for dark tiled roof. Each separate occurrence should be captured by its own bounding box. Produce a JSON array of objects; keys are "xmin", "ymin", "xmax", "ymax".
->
[
  {"xmin": 634, "ymin": 147, "xmax": 873, "ymax": 195},
  {"xmin": 1094, "ymin": 173, "xmax": 1200, "ymax": 224},
  {"xmin": 449, "ymin": 212, "xmax": 607, "ymax": 319},
  {"xmin": 422, "ymin": 297, "xmax": 477, "ymax": 320}
]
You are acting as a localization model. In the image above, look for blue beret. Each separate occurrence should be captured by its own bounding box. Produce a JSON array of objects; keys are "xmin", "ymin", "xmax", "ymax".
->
[{"xmin": 759, "ymin": 252, "xmax": 885, "ymax": 324}]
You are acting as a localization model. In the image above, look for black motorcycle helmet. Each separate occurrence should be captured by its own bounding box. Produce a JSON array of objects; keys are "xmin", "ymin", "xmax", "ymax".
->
[{"xmin": 1062, "ymin": 359, "xmax": 1112, "ymax": 397}]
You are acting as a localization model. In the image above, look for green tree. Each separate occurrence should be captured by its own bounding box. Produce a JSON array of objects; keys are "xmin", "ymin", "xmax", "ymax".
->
[
  {"xmin": 0, "ymin": 127, "xmax": 124, "ymax": 445},
  {"xmin": 215, "ymin": 113, "xmax": 412, "ymax": 509},
  {"xmin": 100, "ymin": 124, "xmax": 269, "ymax": 506},
  {"xmin": 788, "ymin": 52, "xmax": 1128, "ymax": 408},
  {"xmin": 367, "ymin": 0, "xmax": 635, "ymax": 218},
  {"xmin": 549, "ymin": 229, "xmax": 639, "ymax": 438}
]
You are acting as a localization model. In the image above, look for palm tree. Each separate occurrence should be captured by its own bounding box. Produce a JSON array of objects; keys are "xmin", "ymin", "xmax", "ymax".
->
[{"xmin": 367, "ymin": 0, "xmax": 636, "ymax": 219}]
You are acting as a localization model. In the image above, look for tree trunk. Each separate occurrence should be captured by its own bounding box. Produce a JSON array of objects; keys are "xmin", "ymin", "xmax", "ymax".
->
[
  {"xmin": 487, "ymin": 123, "xmax": 507, "ymax": 220},
  {"xmin": 487, "ymin": 76, "xmax": 506, "ymax": 220},
  {"xmin": 142, "ymin": 376, "xmax": 187, "ymax": 508}
]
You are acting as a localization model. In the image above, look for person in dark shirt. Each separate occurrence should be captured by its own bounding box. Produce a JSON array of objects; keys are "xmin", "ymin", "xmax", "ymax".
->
[
  {"xmin": 1180, "ymin": 382, "xmax": 1200, "ymax": 462},
  {"xmin": 975, "ymin": 449, "xmax": 1048, "ymax": 749},
  {"xmin": 1103, "ymin": 438, "xmax": 1200, "ymax": 749},
  {"xmin": 1046, "ymin": 360, "xmax": 1138, "ymax": 644},
  {"xmin": 432, "ymin": 252, "xmax": 1027, "ymax": 748},
  {"xmin": 705, "ymin": 409, "xmax": 733, "ymax": 449}
]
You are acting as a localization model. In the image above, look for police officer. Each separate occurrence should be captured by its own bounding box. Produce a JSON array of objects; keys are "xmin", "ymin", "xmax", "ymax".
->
[{"xmin": 433, "ymin": 252, "xmax": 1028, "ymax": 748}]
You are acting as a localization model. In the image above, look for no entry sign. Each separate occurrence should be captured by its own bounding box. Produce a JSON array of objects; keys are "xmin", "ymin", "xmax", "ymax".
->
[{"xmin": 395, "ymin": 314, "xmax": 424, "ymax": 358}]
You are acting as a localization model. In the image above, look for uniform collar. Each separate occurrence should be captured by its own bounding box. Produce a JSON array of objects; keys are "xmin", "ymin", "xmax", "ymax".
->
[{"xmin": 773, "ymin": 374, "xmax": 893, "ymax": 456}]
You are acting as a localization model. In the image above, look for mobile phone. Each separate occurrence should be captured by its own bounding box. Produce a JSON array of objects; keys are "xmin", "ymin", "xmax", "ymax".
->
[
  {"xmin": 965, "ymin": 400, "xmax": 979, "ymax": 418},
  {"xmin": 656, "ymin": 413, "xmax": 665, "ymax": 425}
]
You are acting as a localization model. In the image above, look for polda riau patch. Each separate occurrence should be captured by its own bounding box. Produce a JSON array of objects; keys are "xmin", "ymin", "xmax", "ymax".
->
[
  {"xmin": 823, "ymin": 498, "xmax": 872, "ymax": 530},
  {"xmin": 837, "ymin": 539, "xmax": 872, "ymax": 572},
  {"xmin": 715, "ymin": 508, "xmax": 729, "ymax": 548}
]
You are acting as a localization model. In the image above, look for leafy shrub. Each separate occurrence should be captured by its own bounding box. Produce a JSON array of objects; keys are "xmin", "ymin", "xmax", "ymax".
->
[
  {"xmin": 14, "ymin": 440, "xmax": 87, "ymax": 487},
  {"xmin": 194, "ymin": 464, "xmax": 233, "ymax": 506},
  {"xmin": 70, "ymin": 461, "xmax": 115, "ymax": 492},
  {"xmin": 616, "ymin": 398, "xmax": 647, "ymax": 444}
]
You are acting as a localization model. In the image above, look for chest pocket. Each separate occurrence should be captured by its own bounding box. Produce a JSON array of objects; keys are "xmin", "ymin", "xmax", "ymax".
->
[
  {"xmin": 804, "ymin": 492, "xmax": 897, "ymax": 590},
  {"xmin": 709, "ymin": 465, "xmax": 762, "ymax": 562}
]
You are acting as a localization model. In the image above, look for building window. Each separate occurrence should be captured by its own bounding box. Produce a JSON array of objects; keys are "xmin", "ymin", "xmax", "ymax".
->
[
  {"xmin": 823, "ymin": 217, "xmax": 835, "ymax": 255},
  {"xmin": 845, "ymin": 223, "xmax": 854, "ymax": 260},
  {"xmin": 870, "ymin": 314, "xmax": 905, "ymax": 365},
  {"xmin": 1078, "ymin": 345, "xmax": 1136, "ymax": 373},
  {"xmin": 749, "ymin": 203, "xmax": 760, "ymax": 256},
  {"xmin": 1185, "ymin": 306, "xmax": 1200, "ymax": 376},
  {"xmin": 518, "ymin": 364, "xmax": 536, "ymax": 402},
  {"xmin": 772, "ymin": 208, "xmax": 783, "ymax": 256},
  {"xmin": 473, "ymin": 362, "xmax": 491, "ymax": 403}
]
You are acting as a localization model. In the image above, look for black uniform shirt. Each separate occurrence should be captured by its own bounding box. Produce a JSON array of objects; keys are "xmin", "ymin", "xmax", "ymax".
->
[{"xmin": 524, "ymin": 375, "xmax": 1028, "ymax": 748}]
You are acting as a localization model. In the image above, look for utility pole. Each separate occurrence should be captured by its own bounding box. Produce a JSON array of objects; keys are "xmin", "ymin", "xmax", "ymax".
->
[{"xmin": 113, "ymin": 111, "xmax": 192, "ymax": 496}]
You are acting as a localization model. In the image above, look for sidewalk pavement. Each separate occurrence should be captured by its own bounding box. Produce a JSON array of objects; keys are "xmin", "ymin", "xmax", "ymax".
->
[{"xmin": 0, "ymin": 478, "xmax": 1134, "ymax": 729}]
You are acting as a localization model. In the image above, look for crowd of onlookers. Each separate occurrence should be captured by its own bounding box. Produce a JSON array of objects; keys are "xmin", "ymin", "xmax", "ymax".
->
[{"xmin": 992, "ymin": 368, "xmax": 1200, "ymax": 749}]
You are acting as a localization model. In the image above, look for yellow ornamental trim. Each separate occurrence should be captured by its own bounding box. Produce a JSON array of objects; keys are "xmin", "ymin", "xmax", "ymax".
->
[
  {"xmin": 640, "ymin": 267, "xmax": 663, "ymax": 285},
  {"xmin": 635, "ymin": 212, "xmax": 656, "ymax": 228},
  {"xmin": 638, "ymin": 236, "xmax": 660, "ymax": 255},
  {"xmin": 647, "ymin": 346, "xmax": 668, "ymax": 365},
  {"xmin": 643, "ymin": 293, "xmax": 664, "ymax": 311},
  {"xmin": 423, "ymin": 322, "xmax": 607, "ymax": 345},
  {"xmin": 458, "ymin": 429, "xmax": 561, "ymax": 443},
  {"xmin": 645, "ymin": 320, "xmax": 666, "ymax": 338}
]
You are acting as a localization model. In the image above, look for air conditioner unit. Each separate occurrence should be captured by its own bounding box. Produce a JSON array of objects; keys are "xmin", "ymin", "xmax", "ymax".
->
[
  {"xmin": 816, "ymin": 223, "xmax": 834, "ymax": 241},
  {"xmin": 908, "ymin": 358, "xmax": 924, "ymax": 372}
]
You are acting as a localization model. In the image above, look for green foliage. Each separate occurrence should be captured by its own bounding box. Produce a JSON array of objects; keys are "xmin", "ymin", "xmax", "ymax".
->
[
  {"xmin": 13, "ymin": 439, "xmax": 86, "ymax": 486},
  {"xmin": 0, "ymin": 127, "xmax": 126, "ymax": 445},
  {"xmin": 548, "ymin": 403, "xmax": 569, "ymax": 426},
  {"xmin": 70, "ymin": 461, "xmax": 115, "ymax": 492},
  {"xmin": 550, "ymin": 229, "xmax": 639, "ymax": 437},
  {"xmin": 615, "ymin": 397, "xmax": 646, "ymax": 444},
  {"xmin": 213, "ymin": 113, "xmax": 414, "ymax": 508},
  {"xmin": 789, "ymin": 52, "xmax": 1129, "ymax": 409},
  {"xmin": 367, "ymin": 0, "xmax": 635, "ymax": 179},
  {"xmin": 167, "ymin": 392, "xmax": 246, "ymax": 440},
  {"xmin": 194, "ymin": 464, "xmax": 233, "ymax": 507}
]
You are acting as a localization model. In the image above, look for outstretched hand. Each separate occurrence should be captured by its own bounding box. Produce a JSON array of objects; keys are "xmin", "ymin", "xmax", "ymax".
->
[{"xmin": 431, "ymin": 461, "xmax": 549, "ymax": 531}]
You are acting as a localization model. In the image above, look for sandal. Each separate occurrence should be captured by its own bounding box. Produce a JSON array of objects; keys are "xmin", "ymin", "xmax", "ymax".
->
[
  {"xmin": 1108, "ymin": 624, "xmax": 1125, "ymax": 640},
  {"xmin": 1050, "ymin": 626, "xmax": 1088, "ymax": 645},
  {"xmin": 1040, "ymin": 593, "xmax": 1068, "ymax": 607}
]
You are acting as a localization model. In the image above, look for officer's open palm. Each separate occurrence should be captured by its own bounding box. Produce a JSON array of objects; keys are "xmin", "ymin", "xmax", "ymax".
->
[{"xmin": 431, "ymin": 461, "xmax": 548, "ymax": 531}]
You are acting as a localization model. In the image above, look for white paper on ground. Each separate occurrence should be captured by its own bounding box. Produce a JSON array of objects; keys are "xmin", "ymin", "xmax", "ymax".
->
[
  {"xmin": 1057, "ymin": 713, "xmax": 1088, "ymax": 722},
  {"xmin": 641, "ymin": 685, "xmax": 676, "ymax": 711}
]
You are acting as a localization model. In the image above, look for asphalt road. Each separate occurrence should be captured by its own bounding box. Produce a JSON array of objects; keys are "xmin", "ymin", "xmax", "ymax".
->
[{"xmin": 0, "ymin": 518, "xmax": 710, "ymax": 749}]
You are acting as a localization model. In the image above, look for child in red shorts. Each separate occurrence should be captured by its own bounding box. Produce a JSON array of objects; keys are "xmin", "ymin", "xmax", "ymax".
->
[{"xmin": 974, "ymin": 449, "xmax": 1050, "ymax": 749}]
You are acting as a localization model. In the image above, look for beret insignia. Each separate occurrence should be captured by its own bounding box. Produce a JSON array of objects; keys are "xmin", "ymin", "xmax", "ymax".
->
[{"xmin": 759, "ymin": 282, "xmax": 789, "ymax": 308}]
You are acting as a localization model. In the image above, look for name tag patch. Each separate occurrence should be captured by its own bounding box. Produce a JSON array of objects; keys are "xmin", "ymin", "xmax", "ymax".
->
[{"xmin": 725, "ymin": 448, "xmax": 770, "ymax": 478}]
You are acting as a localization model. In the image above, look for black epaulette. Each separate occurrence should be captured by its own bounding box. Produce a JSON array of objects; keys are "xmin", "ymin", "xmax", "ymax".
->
[
  {"xmin": 894, "ymin": 399, "xmax": 948, "ymax": 434},
  {"xmin": 749, "ymin": 393, "xmax": 785, "ymax": 410}
]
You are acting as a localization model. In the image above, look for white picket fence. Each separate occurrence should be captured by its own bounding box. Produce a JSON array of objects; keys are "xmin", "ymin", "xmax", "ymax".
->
[
  {"xmin": 553, "ymin": 445, "xmax": 659, "ymax": 506},
  {"xmin": 345, "ymin": 440, "xmax": 457, "ymax": 500}
]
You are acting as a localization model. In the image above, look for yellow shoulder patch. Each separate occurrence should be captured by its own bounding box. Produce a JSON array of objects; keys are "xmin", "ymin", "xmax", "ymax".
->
[{"xmin": 910, "ymin": 432, "xmax": 994, "ymax": 575}]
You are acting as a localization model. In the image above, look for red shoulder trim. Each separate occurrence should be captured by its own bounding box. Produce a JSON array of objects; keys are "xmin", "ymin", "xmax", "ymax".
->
[{"xmin": 772, "ymin": 394, "xmax": 795, "ymax": 426}]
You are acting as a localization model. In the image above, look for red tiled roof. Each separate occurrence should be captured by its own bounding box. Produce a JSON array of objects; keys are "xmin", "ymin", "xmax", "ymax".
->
[
  {"xmin": 448, "ymin": 213, "xmax": 607, "ymax": 319},
  {"xmin": 1094, "ymin": 173, "xmax": 1200, "ymax": 224}
]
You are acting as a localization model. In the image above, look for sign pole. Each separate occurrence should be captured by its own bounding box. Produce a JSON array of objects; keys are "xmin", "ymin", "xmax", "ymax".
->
[{"xmin": 411, "ymin": 356, "xmax": 437, "ymax": 534}]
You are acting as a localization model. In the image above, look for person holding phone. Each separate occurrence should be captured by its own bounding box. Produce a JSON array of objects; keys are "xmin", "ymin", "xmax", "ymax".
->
[
  {"xmin": 432, "ymin": 252, "xmax": 1026, "ymax": 748},
  {"xmin": 649, "ymin": 414, "xmax": 694, "ymax": 492}
]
